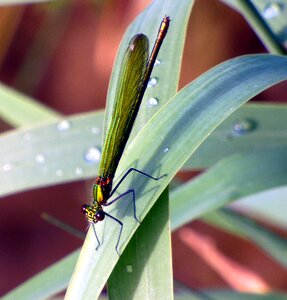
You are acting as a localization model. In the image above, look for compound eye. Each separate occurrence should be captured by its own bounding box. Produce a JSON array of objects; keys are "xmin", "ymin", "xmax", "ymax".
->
[
  {"xmin": 95, "ymin": 211, "xmax": 105, "ymax": 221},
  {"xmin": 81, "ymin": 204, "xmax": 90, "ymax": 215}
]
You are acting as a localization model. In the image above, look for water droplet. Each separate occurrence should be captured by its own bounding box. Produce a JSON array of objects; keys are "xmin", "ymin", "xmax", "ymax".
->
[
  {"xmin": 233, "ymin": 119, "xmax": 257, "ymax": 135},
  {"xmin": 163, "ymin": 147, "xmax": 169, "ymax": 153},
  {"xmin": 129, "ymin": 43, "xmax": 135, "ymax": 51},
  {"xmin": 57, "ymin": 120, "xmax": 71, "ymax": 131},
  {"xmin": 56, "ymin": 169, "xmax": 64, "ymax": 176},
  {"xmin": 155, "ymin": 59, "xmax": 161, "ymax": 66},
  {"xmin": 91, "ymin": 127, "xmax": 100, "ymax": 134},
  {"xmin": 126, "ymin": 265, "xmax": 133, "ymax": 273},
  {"xmin": 147, "ymin": 77, "xmax": 158, "ymax": 87},
  {"xmin": 263, "ymin": 3, "xmax": 283, "ymax": 19},
  {"xmin": 84, "ymin": 147, "xmax": 101, "ymax": 163},
  {"xmin": 147, "ymin": 97, "xmax": 158, "ymax": 107},
  {"xmin": 75, "ymin": 167, "xmax": 83, "ymax": 175},
  {"xmin": 2, "ymin": 163, "xmax": 12, "ymax": 172},
  {"xmin": 23, "ymin": 133, "xmax": 31, "ymax": 141},
  {"xmin": 35, "ymin": 153, "xmax": 46, "ymax": 163}
]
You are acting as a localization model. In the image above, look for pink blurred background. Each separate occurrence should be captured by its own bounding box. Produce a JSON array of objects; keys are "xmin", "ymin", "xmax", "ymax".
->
[{"xmin": 0, "ymin": 0, "xmax": 287, "ymax": 296}]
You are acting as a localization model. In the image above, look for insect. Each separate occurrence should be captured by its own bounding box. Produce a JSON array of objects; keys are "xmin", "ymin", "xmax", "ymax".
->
[{"xmin": 81, "ymin": 16, "xmax": 170, "ymax": 254}]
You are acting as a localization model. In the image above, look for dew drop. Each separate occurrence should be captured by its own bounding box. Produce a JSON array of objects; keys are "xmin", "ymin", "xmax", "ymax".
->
[
  {"xmin": 56, "ymin": 169, "xmax": 64, "ymax": 176},
  {"xmin": 147, "ymin": 97, "xmax": 158, "ymax": 107},
  {"xmin": 23, "ymin": 133, "xmax": 31, "ymax": 141},
  {"xmin": 84, "ymin": 147, "xmax": 101, "ymax": 163},
  {"xmin": 91, "ymin": 127, "xmax": 100, "ymax": 134},
  {"xmin": 155, "ymin": 59, "xmax": 161, "ymax": 66},
  {"xmin": 126, "ymin": 265, "xmax": 133, "ymax": 273},
  {"xmin": 263, "ymin": 2, "xmax": 283, "ymax": 19},
  {"xmin": 163, "ymin": 147, "xmax": 169, "ymax": 153},
  {"xmin": 75, "ymin": 167, "xmax": 83, "ymax": 175},
  {"xmin": 233, "ymin": 119, "xmax": 257, "ymax": 135},
  {"xmin": 57, "ymin": 120, "xmax": 71, "ymax": 131},
  {"xmin": 129, "ymin": 43, "xmax": 135, "ymax": 51},
  {"xmin": 2, "ymin": 163, "xmax": 12, "ymax": 172},
  {"xmin": 35, "ymin": 153, "xmax": 46, "ymax": 163},
  {"xmin": 147, "ymin": 77, "xmax": 158, "ymax": 87}
]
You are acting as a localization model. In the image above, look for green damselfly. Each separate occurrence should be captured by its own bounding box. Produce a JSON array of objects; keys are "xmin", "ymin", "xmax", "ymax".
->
[{"xmin": 82, "ymin": 16, "xmax": 170, "ymax": 254}]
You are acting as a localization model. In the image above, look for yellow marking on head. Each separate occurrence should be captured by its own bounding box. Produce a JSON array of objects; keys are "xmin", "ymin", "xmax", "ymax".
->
[
  {"xmin": 86, "ymin": 210, "xmax": 95, "ymax": 222},
  {"xmin": 83, "ymin": 203, "xmax": 103, "ymax": 223}
]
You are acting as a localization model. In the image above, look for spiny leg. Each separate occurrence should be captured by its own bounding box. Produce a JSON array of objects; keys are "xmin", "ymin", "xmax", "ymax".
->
[
  {"xmin": 105, "ymin": 212, "xmax": 123, "ymax": 255},
  {"xmin": 106, "ymin": 189, "xmax": 140, "ymax": 223},
  {"xmin": 103, "ymin": 168, "xmax": 166, "ymax": 252},
  {"xmin": 110, "ymin": 167, "xmax": 166, "ymax": 198},
  {"xmin": 92, "ymin": 223, "xmax": 101, "ymax": 250}
]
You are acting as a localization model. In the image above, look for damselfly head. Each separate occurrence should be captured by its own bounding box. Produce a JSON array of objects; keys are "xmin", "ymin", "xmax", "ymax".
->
[{"xmin": 81, "ymin": 204, "xmax": 105, "ymax": 223}]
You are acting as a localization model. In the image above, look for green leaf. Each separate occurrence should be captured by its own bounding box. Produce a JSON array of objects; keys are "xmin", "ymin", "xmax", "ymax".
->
[
  {"xmin": 0, "ymin": 111, "xmax": 104, "ymax": 197},
  {"xmin": 175, "ymin": 290, "xmax": 287, "ymax": 300},
  {"xmin": 185, "ymin": 103, "xmax": 287, "ymax": 169},
  {"xmin": 220, "ymin": 0, "xmax": 287, "ymax": 55},
  {"xmin": 231, "ymin": 187, "xmax": 287, "ymax": 228},
  {"xmin": 2, "ymin": 102, "xmax": 287, "ymax": 198},
  {"xmin": 104, "ymin": 1, "xmax": 194, "ymax": 299},
  {"xmin": 108, "ymin": 188, "xmax": 173, "ymax": 300},
  {"xmin": 65, "ymin": 54, "xmax": 287, "ymax": 298},
  {"xmin": 204, "ymin": 209, "xmax": 287, "ymax": 268},
  {"xmin": 0, "ymin": 83, "xmax": 59, "ymax": 127},
  {"xmin": 247, "ymin": 0, "xmax": 287, "ymax": 54},
  {"xmin": 171, "ymin": 148, "xmax": 287, "ymax": 231},
  {"xmin": 67, "ymin": 0, "xmax": 195, "ymax": 299},
  {"xmin": 169, "ymin": 145, "xmax": 287, "ymax": 268},
  {"xmin": 2, "ymin": 250, "xmax": 79, "ymax": 300}
]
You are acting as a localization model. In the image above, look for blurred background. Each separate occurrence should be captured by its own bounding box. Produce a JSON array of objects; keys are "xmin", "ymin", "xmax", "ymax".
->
[{"xmin": 0, "ymin": 0, "xmax": 287, "ymax": 296}]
